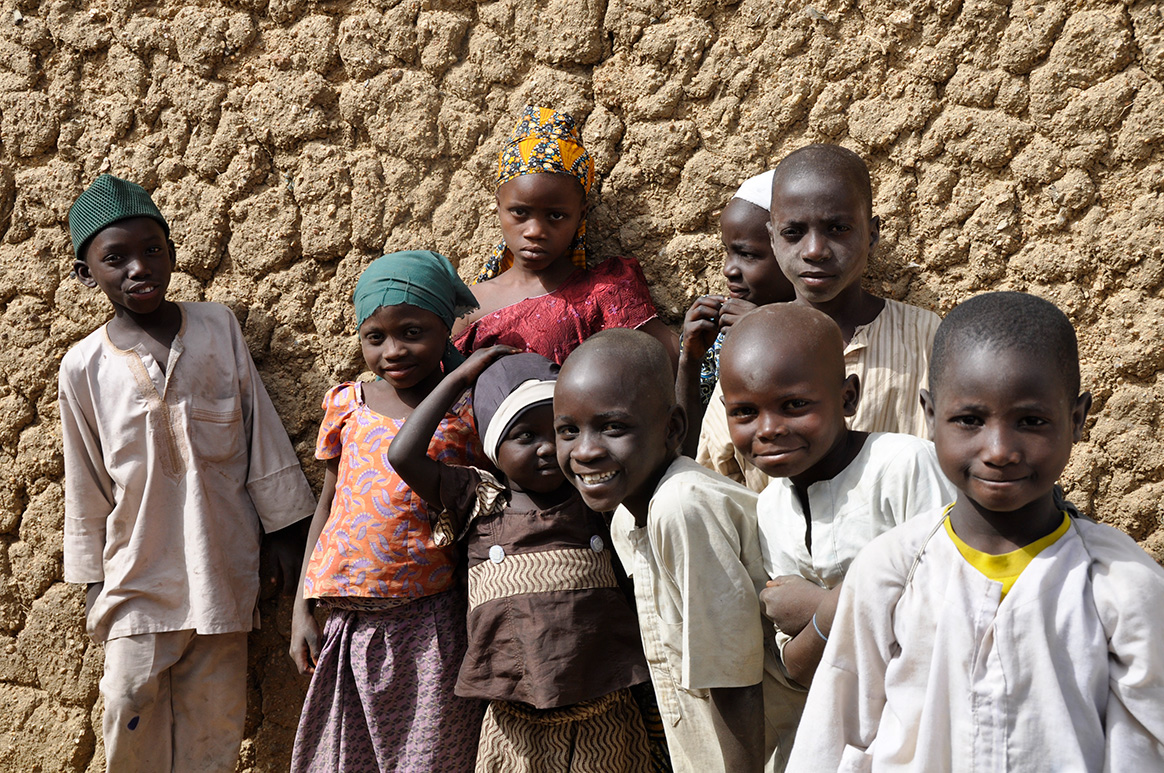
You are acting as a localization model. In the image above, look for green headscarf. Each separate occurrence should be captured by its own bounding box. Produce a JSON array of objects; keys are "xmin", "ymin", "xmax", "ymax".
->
[{"xmin": 353, "ymin": 250, "xmax": 479, "ymax": 371}]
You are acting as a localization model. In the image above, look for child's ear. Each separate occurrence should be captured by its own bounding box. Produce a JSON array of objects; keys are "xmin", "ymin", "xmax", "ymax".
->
[
  {"xmin": 869, "ymin": 215, "xmax": 881, "ymax": 250},
  {"xmin": 167, "ymin": 238, "xmax": 177, "ymax": 266},
  {"xmin": 1071, "ymin": 391, "xmax": 1092, "ymax": 442},
  {"xmin": 920, "ymin": 388, "xmax": 935, "ymax": 441},
  {"xmin": 74, "ymin": 258, "xmax": 97, "ymax": 288},
  {"xmin": 841, "ymin": 374, "xmax": 860, "ymax": 418},
  {"xmin": 665, "ymin": 403, "xmax": 688, "ymax": 455}
]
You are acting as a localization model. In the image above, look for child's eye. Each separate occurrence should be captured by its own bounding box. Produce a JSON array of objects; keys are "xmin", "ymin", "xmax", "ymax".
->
[
  {"xmin": 548, "ymin": 211, "xmax": 567, "ymax": 221},
  {"xmin": 830, "ymin": 224, "xmax": 851, "ymax": 234},
  {"xmin": 555, "ymin": 425, "xmax": 578, "ymax": 440},
  {"xmin": 728, "ymin": 407, "xmax": 758, "ymax": 420},
  {"xmin": 509, "ymin": 208, "xmax": 528, "ymax": 218},
  {"xmin": 1018, "ymin": 416, "xmax": 1049, "ymax": 428},
  {"xmin": 779, "ymin": 228, "xmax": 802, "ymax": 239},
  {"xmin": 951, "ymin": 415, "xmax": 983, "ymax": 427},
  {"xmin": 785, "ymin": 399, "xmax": 811, "ymax": 411},
  {"xmin": 602, "ymin": 422, "xmax": 628, "ymax": 435}
]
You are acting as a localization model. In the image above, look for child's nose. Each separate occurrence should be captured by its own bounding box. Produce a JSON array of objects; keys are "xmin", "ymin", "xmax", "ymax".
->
[
  {"xmin": 801, "ymin": 230, "xmax": 830, "ymax": 262},
  {"xmin": 523, "ymin": 217, "xmax": 549, "ymax": 240},
  {"xmin": 981, "ymin": 426, "xmax": 1021, "ymax": 465},
  {"xmin": 722, "ymin": 257, "xmax": 742, "ymax": 279},
  {"xmin": 755, "ymin": 413, "xmax": 785, "ymax": 441},
  {"xmin": 571, "ymin": 432, "xmax": 604, "ymax": 462}
]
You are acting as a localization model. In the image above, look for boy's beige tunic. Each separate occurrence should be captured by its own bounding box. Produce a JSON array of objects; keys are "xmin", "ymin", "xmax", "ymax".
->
[
  {"xmin": 59, "ymin": 302, "xmax": 315, "ymax": 641},
  {"xmin": 610, "ymin": 457, "xmax": 767, "ymax": 773},
  {"xmin": 698, "ymin": 299, "xmax": 941, "ymax": 492}
]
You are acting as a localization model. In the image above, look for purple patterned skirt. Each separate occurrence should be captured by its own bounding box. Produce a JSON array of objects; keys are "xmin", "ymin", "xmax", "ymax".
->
[{"xmin": 290, "ymin": 589, "xmax": 484, "ymax": 773}]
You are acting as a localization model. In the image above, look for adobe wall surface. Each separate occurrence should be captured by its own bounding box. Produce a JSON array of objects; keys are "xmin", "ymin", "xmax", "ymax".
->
[{"xmin": 0, "ymin": 0, "xmax": 1160, "ymax": 768}]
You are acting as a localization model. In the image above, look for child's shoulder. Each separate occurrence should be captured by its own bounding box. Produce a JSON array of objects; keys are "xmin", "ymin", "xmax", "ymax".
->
[
  {"xmin": 878, "ymin": 298, "xmax": 942, "ymax": 334},
  {"xmin": 1073, "ymin": 517, "xmax": 1164, "ymax": 588},
  {"xmin": 652, "ymin": 456, "xmax": 757, "ymax": 516}
]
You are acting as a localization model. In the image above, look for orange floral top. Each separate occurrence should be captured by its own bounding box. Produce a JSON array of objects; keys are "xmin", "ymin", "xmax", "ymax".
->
[{"xmin": 303, "ymin": 382, "xmax": 484, "ymax": 599}]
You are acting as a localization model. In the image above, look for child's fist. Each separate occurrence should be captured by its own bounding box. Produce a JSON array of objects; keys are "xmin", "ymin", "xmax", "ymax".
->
[{"xmin": 680, "ymin": 295, "xmax": 725, "ymax": 359}]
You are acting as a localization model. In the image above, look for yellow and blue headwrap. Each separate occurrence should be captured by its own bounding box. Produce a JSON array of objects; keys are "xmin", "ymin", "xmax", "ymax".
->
[{"xmin": 478, "ymin": 106, "xmax": 594, "ymax": 282}]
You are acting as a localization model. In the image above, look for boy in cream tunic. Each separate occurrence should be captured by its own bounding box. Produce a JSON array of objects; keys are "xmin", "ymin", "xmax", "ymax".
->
[{"xmin": 60, "ymin": 175, "xmax": 314, "ymax": 771}]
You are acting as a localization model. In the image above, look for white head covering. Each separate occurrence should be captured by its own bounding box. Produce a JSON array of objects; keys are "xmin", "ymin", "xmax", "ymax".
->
[
  {"xmin": 481, "ymin": 380, "xmax": 556, "ymax": 465},
  {"xmin": 731, "ymin": 169, "xmax": 775, "ymax": 211}
]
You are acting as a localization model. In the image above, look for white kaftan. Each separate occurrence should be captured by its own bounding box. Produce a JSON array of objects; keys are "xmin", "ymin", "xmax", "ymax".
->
[{"xmin": 787, "ymin": 507, "xmax": 1164, "ymax": 772}]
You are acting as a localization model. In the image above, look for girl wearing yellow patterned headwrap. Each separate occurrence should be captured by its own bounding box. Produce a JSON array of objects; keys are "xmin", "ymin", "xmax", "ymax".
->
[
  {"xmin": 476, "ymin": 105, "xmax": 595, "ymax": 281},
  {"xmin": 452, "ymin": 106, "xmax": 679, "ymax": 376}
]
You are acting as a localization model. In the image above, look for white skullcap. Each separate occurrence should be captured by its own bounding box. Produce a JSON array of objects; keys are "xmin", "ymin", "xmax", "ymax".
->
[{"xmin": 731, "ymin": 170, "xmax": 775, "ymax": 211}]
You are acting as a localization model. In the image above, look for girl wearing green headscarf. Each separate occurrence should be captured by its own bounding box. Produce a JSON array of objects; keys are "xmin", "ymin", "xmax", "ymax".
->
[{"xmin": 289, "ymin": 251, "xmax": 488, "ymax": 772}]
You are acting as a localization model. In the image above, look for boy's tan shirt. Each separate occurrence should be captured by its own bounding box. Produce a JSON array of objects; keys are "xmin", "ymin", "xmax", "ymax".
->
[
  {"xmin": 698, "ymin": 299, "xmax": 941, "ymax": 492},
  {"xmin": 60, "ymin": 302, "xmax": 315, "ymax": 641}
]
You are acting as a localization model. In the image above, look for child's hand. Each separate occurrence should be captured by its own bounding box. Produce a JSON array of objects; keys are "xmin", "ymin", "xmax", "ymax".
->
[
  {"xmin": 760, "ymin": 575, "xmax": 827, "ymax": 635},
  {"xmin": 717, "ymin": 298, "xmax": 758, "ymax": 331},
  {"xmin": 452, "ymin": 345, "xmax": 521, "ymax": 387},
  {"xmin": 260, "ymin": 525, "xmax": 305, "ymax": 598},
  {"xmin": 290, "ymin": 597, "xmax": 321, "ymax": 675},
  {"xmin": 680, "ymin": 295, "xmax": 725, "ymax": 360}
]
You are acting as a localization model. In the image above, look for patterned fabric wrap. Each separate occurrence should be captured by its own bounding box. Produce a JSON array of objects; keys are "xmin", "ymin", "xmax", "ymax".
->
[
  {"xmin": 475, "ymin": 689, "xmax": 654, "ymax": 773},
  {"xmin": 454, "ymin": 256, "xmax": 657, "ymax": 366},
  {"xmin": 698, "ymin": 328, "xmax": 729, "ymax": 407},
  {"xmin": 303, "ymin": 382, "xmax": 485, "ymax": 599},
  {"xmin": 289, "ymin": 590, "xmax": 484, "ymax": 773},
  {"xmin": 478, "ymin": 106, "xmax": 594, "ymax": 282}
]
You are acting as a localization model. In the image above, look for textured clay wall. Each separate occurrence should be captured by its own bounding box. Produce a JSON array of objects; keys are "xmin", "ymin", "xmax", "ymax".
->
[{"xmin": 1, "ymin": 0, "xmax": 1161, "ymax": 768}]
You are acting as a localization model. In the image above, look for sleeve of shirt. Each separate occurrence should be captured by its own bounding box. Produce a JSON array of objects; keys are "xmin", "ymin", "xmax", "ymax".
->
[
  {"xmin": 651, "ymin": 474, "xmax": 765, "ymax": 690},
  {"xmin": 786, "ymin": 532, "xmax": 904, "ymax": 772},
  {"xmin": 695, "ymin": 381, "xmax": 746, "ymax": 485},
  {"xmin": 435, "ymin": 464, "xmax": 504, "ymax": 544},
  {"xmin": 59, "ymin": 362, "xmax": 114, "ymax": 584},
  {"xmin": 231, "ymin": 317, "xmax": 316, "ymax": 533},
  {"xmin": 1088, "ymin": 525, "xmax": 1164, "ymax": 768}
]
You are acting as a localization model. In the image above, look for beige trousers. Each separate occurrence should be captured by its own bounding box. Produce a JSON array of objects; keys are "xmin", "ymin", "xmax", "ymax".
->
[{"xmin": 100, "ymin": 630, "xmax": 247, "ymax": 773}]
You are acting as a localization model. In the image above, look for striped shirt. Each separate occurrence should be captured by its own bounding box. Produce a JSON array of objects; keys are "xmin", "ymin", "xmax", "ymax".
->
[{"xmin": 696, "ymin": 299, "xmax": 942, "ymax": 493}]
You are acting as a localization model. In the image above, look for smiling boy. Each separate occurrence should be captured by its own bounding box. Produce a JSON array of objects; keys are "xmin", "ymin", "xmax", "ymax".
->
[
  {"xmin": 60, "ymin": 174, "xmax": 314, "ymax": 771},
  {"xmin": 788, "ymin": 292, "xmax": 1164, "ymax": 771},
  {"xmin": 719, "ymin": 305, "xmax": 953, "ymax": 769},
  {"xmin": 554, "ymin": 329, "xmax": 768, "ymax": 773},
  {"xmin": 697, "ymin": 145, "xmax": 940, "ymax": 492}
]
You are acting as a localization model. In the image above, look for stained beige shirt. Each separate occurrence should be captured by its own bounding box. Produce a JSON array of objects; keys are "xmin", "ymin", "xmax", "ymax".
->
[
  {"xmin": 697, "ymin": 299, "xmax": 941, "ymax": 493},
  {"xmin": 60, "ymin": 303, "xmax": 315, "ymax": 642},
  {"xmin": 610, "ymin": 457, "xmax": 767, "ymax": 772}
]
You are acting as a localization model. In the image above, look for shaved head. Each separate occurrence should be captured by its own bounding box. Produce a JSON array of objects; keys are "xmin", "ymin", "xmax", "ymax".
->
[
  {"xmin": 559, "ymin": 328, "xmax": 676, "ymax": 411},
  {"xmin": 720, "ymin": 304, "xmax": 846, "ymax": 384},
  {"xmin": 771, "ymin": 144, "xmax": 873, "ymax": 217}
]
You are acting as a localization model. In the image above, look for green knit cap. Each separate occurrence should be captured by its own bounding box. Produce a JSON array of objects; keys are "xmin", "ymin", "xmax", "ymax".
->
[{"xmin": 68, "ymin": 174, "xmax": 170, "ymax": 259}]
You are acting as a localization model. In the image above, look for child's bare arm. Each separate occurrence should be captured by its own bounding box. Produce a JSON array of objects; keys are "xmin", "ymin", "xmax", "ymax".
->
[
  {"xmin": 709, "ymin": 683, "xmax": 765, "ymax": 772},
  {"xmin": 289, "ymin": 459, "xmax": 338, "ymax": 675},
  {"xmin": 261, "ymin": 522, "xmax": 307, "ymax": 597},
  {"xmin": 780, "ymin": 583, "xmax": 842, "ymax": 687},
  {"xmin": 759, "ymin": 574, "xmax": 827, "ymax": 635},
  {"xmin": 676, "ymin": 295, "xmax": 723, "ymax": 457},
  {"xmin": 389, "ymin": 345, "xmax": 518, "ymax": 507}
]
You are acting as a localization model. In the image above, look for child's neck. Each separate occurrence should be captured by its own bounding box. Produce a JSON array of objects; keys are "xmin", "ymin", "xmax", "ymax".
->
[
  {"xmin": 107, "ymin": 300, "xmax": 182, "ymax": 367},
  {"xmin": 508, "ymin": 482, "xmax": 573, "ymax": 511},
  {"xmin": 624, "ymin": 451, "xmax": 678, "ymax": 528},
  {"xmin": 497, "ymin": 253, "xmax": 578, "ymax": 293},
  {"xmin": 948, "ymin": 493, "xmax": 1063, "ymax": 554},
  {"xmin": 800, "ymin": 287, "xmax": 885, "ymax": 345},
  {"xmin": 789, "ymin": 430, "xmax": 869, "ymax": 515},
  {"xmin": 364, "ymin": 368, "xmax": 445, "ymax": 421}
]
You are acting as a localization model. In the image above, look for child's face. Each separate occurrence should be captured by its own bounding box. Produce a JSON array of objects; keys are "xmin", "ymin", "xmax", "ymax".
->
[
  {"xmin": 76, "ymin": 217, "xmax": 175, "ymax": 316},
  {"xmin": 768, "ymin": 171, "xmax": 879, "ymax": 305},
  {"xmin": 922, "ymin": 345, "xmax": 1090, "ymax": 519},
  {"xmin": 553, "ymin": 364, "xmax": 682, "ymax": 514},
  {"xmin": 358, "ymin": 304, "xmax": 449, "ymax": 391},
  {"xmin": 495, "ymin": 403, "xmax": 566, "ymax": 494},
  {"xmin": 720, "ymin": 342, "xmax": 858, "ymax": 484},
  {"xmin": 720, "ymin": 199, "xmax": 794, "ymax": 306},
  {"xmin": 495, "ymin": 173, "xmax": 586, "ymax": 272}
]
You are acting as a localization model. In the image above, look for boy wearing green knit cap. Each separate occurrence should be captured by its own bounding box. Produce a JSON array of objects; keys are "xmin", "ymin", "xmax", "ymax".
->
[{"xmin": 60, "ymin": 174, "xmax": 315, "ymax": 772}]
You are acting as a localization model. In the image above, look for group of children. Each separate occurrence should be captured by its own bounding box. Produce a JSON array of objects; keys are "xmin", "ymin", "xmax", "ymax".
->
[{"xmin": 58, "ymin": 104, "xmax": 1164, "ymax": 773}]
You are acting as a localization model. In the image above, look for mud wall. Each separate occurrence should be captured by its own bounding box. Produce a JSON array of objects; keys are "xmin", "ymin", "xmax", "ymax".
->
[{"xmin": 1, "ymin": 0, "xmax": 1161, "ymax": 769}]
